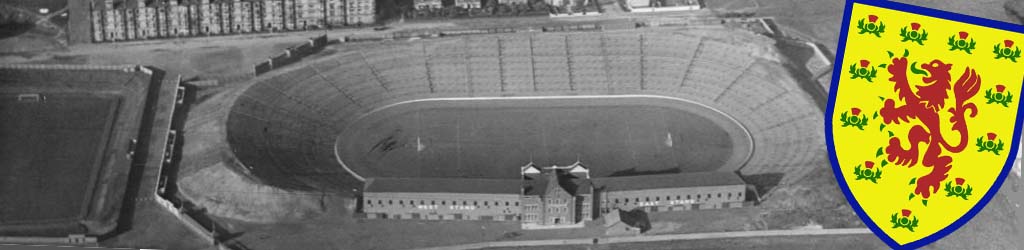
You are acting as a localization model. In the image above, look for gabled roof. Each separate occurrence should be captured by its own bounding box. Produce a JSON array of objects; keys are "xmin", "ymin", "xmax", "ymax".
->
[
  {"xmin": 524, "ymin": 169, "xmax": 592, "ymax": 196},
  {"xmin": 543, "ymin": 170, "xmax": 568, "ymax": 196},
  {"xmin": 558, "ymin": 171, "xmax": 592, "ymax": 195},
  {"xmin": 569, "ymin": 164, "xmax": 588, "ymax": 173},
  {"xmin": 522, "ymin": 162, "xmax": 541, "ymax": 175}
]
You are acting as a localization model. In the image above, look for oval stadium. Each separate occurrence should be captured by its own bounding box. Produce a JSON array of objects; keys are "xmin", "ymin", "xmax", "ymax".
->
[
  {"xmin": 213, "ymin": 29, "xmax": 824, "ymax": 195},
  {"xmin": 6, "ymin": 0, "xmax": 1024, "ymax": 248}
]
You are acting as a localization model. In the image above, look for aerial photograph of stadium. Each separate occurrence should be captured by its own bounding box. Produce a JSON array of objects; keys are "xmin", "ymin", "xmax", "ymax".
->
[{"xmin": 0, "ymin": 0, "xmax": 1022, "ymax": 249}]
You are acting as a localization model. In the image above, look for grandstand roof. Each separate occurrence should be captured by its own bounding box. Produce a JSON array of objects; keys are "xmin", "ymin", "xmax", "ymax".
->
[
  {"xmin": 592, "ymin": 172, "xmax": 745, "ymax": 191},
  {"xmin": 364, "ymin": 177, "xmax": 522, "ymax": 194}
]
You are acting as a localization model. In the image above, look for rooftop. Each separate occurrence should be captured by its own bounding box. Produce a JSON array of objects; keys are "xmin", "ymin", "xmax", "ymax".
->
[
  {"xmin": 523, "ymin": 167, "xmax": 592, "ymax": 196},
  {"xmin": 592, "ymin": 171, "xmax": 745, "ymax": 191},
  {"xmin": 365, "ymin": 167, "xmax": 742, "ymax": 195},
  {"xmin": 364, "ymin": 177, "xmax": 522, "ymax": 194}
]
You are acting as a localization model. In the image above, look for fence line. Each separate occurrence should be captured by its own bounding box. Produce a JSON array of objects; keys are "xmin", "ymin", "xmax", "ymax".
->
[
  {"xmin": 415, "ymin": 228, "xmax": 872, "ymax": 250},
  {"xmin": 253, "ymin": 35, "xmax": 330, "ymax": 76},
  {"xmin": 0, "ymin": 64, "xmax": 136, "ymax": 71}
]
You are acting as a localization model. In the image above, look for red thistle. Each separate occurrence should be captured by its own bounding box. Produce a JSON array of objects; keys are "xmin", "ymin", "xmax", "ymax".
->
[
  {"xmin": 902, "ymin": 209, "xmax": 912, "ymax": 217},
  {"xmin": 859, "ymin": 59, "xmax": 870, "ymax": 68},
  {"xmin": 959, "ymin": 31, "xmax": 969, "ymax": 40},
  {"xmin": 988, "ymin": 133, "xmax": 997, "ymax": 141},
  {"xmin": 955, "ymin": 178, "xmax": 965, "ymax": 186},
  {"xmin": 868, "ymin": 15, "xmax": 878, "ymax": 23},
  {"xmin": 997, "ymin": 85, "xmax": 1006, "ymax": 92},
  {"xmin": 864, "ymin": 161, "xmax": 875, "ymax": 169},
  {"xmin": 1005, "ymin": 40, "xmax": 1015, "ymax": 48},
  {"xmin": 851, "ymin": 108, "xmax": 861, "ymax": 116},
  {"xmin": 910, "ymin": 23, "xmax": 920, "ymax": 31}
]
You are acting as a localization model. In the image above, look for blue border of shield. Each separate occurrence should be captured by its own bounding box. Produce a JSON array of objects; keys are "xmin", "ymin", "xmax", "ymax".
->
[{"xmin": 826, "ymin": 0, "xmax": 1024, "ymax": 249}]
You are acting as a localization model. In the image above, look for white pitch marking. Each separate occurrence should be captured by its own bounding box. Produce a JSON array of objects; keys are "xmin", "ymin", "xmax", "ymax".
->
[
  {"xmin": 332, "ymin": 94, "xmax": 756, "ymax": 183},
  {"xmin": 417, "ymin": 136, "xmax": 426, "ymax": 152}
]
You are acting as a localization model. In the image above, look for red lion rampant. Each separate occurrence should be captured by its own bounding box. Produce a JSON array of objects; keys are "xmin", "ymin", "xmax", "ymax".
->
[{"xmin": 880, "ymin": 56, "xmax": 981, "ymax": 198}]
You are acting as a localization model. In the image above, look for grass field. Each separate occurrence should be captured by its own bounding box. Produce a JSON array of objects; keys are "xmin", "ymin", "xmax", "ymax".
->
[
  {"xmin": 337, "ymin": 96, "xmax": 752, "ymax": 179},
  {"xmin": 0, "ymin": 94, "xmax": 118, "ymax": 224}
]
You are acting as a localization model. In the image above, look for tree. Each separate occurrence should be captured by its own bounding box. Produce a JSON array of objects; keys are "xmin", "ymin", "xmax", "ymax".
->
[
  {"xmin": 530, "ymin": 0, "xmax": 549, "ymax": 12},
  {"xmin": 498, "ymin": 3, "xmax": 513, "ymax": 15},
  {"xmin": 483, "ymin": 0, "xmax": 499, "ymax": 9}
]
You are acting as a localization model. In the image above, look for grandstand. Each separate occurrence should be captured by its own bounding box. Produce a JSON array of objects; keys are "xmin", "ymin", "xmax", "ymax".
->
[
  {"xmin": 0, "ymin": 65, "xmax": 160, "ymax": 236},
  {"xmin": 222, "ymin": 29, "xmax": 823, "ymax": 194}
]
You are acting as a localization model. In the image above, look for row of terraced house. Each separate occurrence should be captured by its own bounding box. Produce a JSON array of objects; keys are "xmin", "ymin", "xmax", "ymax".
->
[{"xmin": 89, "ymin": 0, "xmax": 374, "ymax": 42}]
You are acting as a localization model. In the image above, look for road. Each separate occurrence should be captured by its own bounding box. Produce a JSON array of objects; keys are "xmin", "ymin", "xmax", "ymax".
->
[{"xmin": 415, "ymin": 228, "xmax": 872, "ymax": 250}]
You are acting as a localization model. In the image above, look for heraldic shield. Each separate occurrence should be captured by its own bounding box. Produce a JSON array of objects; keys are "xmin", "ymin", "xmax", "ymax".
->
[{"xmin": 827, "ymin": 0, "xmax": 1024, "ymax": 248}]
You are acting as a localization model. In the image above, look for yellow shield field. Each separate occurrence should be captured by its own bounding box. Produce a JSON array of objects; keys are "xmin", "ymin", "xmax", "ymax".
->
[{"xmin": 827, "ymin": 0, "xmax": 1024, "ymax": 248}]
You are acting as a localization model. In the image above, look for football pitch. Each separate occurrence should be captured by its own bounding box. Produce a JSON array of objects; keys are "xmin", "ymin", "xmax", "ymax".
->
[
  {"xmin": 337, "ymin": 96, "xmax": 752, "ymax": 179},
  {"xmin": 0, "ymin": 94, "xmax": 119, "ymax": 224}
]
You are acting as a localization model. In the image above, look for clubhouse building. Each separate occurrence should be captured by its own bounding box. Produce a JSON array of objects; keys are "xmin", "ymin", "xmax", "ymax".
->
[{"xmin": 361, "ymin": 162, "xmax": 747, "ymax": 229}]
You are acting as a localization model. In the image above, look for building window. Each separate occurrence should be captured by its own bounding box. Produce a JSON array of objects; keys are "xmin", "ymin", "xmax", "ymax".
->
[
  {"xmin": 431, "ymin": 201, "xmax": 435, "ymax": 205},
  {"xmin": 442, "ymin": 201, "xmax": 446, "ymax": 205},
  {"xmin": 718, "ymin": 193, "xmax": 722, "ymax": 198},
  {"xmin": 474, "ymin": 201, "xmax": 478, "ymax": 206},
  {"xmin": 366, "ymin": 199, "xmax": 371, "ymax": 204},
  {"xmin": 687, "ymin": 195, "xmax": 691, "ymax": 199},
  {"xmin": 420, "ymin": 200, "xmax": 425, "ymax": 205},
  {"xmin": 463, "ymin": 201, "xmax": 467, "ymax": 205},
  {"xmin": 516, "ymin": 202, "xmax": 520, "ymax": 206},
  {"xmin": 377, "ymin": 200, "xmax": 382, "ymax": 204},
  {"xmin": 388, "ymin": 200, "xmax": 393, "ymax": 205},
  {"xmin": 728, "ymin": 193, "xmax": 732, "ymax": 198},
  {"xmin": 655, "ymin": 197, "xmax": 659, "ymax": 201},
  {"xmin": 645, "ymin": 197, "xmax": 649, "ymax": 202},
  {"xmin": 506, "ymin": 201, "xmax": 510, "ymax": 206},
  {"xmin": 484, "ymin": 201, "xmax": 488, "ymax": 206},
  {"xmin": 676, "ymin": 195, "xmax": 681, "ymax": 200},
  {"xmin": 614, "ymin": 198, "xmax": 618, "ymax": 203},
  {"xmin": 399, "ymin": 200, "xmax": 403, "ymax": 205},
  {"xmin": 635, "ymin": 198, "xmax": 639, "ymax": 202}
]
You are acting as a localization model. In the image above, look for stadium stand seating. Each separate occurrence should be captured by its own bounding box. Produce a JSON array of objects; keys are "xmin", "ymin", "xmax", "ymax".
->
[
  {"xmin": 225, "ymin": 30, "xmax": 824, "ymax": 191},
  {"xmin": 427, "ymin": 40, "xmax": 472, "ymax": 95},
  {"xmin": 497, "ymin": 35, "xmax": 536, "ymax": 93},
  {"xmin": 466, "ymin": 36, "xmax": 503, "ymax": 94},
  {"xmin": 641, "ymin": 34, "xmax": 701, "ymax": 91},
  {"xmin": 566, "ymin": 33, "xmax": 609, "ymax": 93},
  {"xmin": 530, "ymin": 35, "xmax": 572, "ymax": 92},
  {"xmin": 604, "ymin": 33, "xmax": 642, "ymax": 92}
]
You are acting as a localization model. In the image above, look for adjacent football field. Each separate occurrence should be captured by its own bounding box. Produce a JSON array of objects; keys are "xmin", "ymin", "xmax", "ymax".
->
[
  {"xmin": 337, "ymin": 96, "xmax": 752, "ymax": 179},
  {"xmin": 0, "ymin": 94, "xmax": 118, "ymax": 224}
]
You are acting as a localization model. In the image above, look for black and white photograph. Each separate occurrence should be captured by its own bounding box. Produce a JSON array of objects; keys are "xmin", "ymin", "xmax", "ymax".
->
[{"xmin": 0, "ymin": 0, "xmax": 1021, "ymax": 249}]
